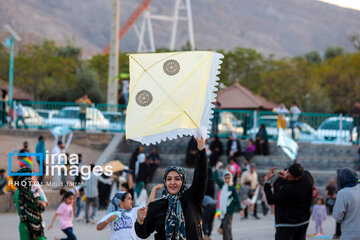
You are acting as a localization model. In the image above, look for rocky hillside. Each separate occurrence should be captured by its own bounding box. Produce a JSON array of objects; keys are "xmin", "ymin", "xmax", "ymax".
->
[{"xmin": 0, "ymin": 0, "xmax": 359, "ymax": 57}]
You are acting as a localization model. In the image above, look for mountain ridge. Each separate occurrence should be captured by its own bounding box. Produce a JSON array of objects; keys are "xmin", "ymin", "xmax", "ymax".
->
[{"xmin": 0, "ymin": 0, "xmax": 359, "ymax": 58}]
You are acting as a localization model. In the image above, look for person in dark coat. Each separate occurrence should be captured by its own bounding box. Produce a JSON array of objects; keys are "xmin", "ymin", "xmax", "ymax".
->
[
  {"xmin": 185, "ymin": 137, "xmax": 198, "ymax": 166},
  {"xmin": 264, "ymin": 163, "xmax": 314, "ymax": 240},
  {"xmin": 135, "ymin": 138, "xmax": 207, "ymax": 240},
  {"xmin": 226, "ymin": 133, "xmax": 241, "ymax": 158},
  {"xmin": 255, "ymin": 124, "xmax": 269, "ymax": 155},
  {"xmin": 209, "ymin": 135, "xmax": 224, "ymax": 167},
  {"xmin": 129, "ymin": 147, "xmax": 141, "ymax": 175},
  {"xmin": 202, "ymin": 167, "xmax": 216, "ymax": 240}
]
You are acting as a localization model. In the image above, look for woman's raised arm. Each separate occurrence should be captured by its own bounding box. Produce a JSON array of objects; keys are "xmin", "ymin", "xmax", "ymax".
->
[{"xmin": 188, "ymin": 138, "xmax": 208, "ymax": 202}]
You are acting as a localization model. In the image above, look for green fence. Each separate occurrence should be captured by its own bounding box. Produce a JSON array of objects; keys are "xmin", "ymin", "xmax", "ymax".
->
[
  {"xmin": 0, "ymin": 100, "xmax": 358, "ymax": 145},
  {"xmin": 214, "ymin": 109, "xmax": 358, "ymax": 144}
]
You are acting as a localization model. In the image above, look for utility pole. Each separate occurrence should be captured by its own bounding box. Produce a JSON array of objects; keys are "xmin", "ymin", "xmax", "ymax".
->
[
  {"xmin": 107, "ymin": 0, "xmax": 120, "ymax": 110},
  {"xmin": 4, "ymin": 25, "xmax": 21, "ymax": 107}
]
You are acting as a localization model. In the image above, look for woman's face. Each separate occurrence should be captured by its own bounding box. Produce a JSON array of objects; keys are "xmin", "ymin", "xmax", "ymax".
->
[
  {"xmin": 120, "ymin": 193, "xmax": 133, "ymax": 210},
  {"xmin": 224, "ymin": 174, "xmax": 231, "ymax": 185},
  {"xmin": 165, "ymin": 170, "xmax": 182, "ymax": 195}
]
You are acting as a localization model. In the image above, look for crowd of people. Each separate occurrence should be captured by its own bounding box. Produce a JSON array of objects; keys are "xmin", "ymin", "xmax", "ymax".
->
[
  {"xmin": 187, "ymin": 131, "xmax": 269, "ymax": 169},
  {"xmin": 2, "ymin": 132, "xmax": 360, "ymax": 240}
]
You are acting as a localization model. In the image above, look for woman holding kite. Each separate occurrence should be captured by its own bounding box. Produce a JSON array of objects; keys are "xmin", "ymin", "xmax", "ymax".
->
[{"xmin": 135, "ymin": 137, "xmax": 207, "ymax": 240}]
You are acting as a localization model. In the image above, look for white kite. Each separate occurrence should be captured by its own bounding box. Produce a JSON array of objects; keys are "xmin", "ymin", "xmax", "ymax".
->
[
  {"xmin": 277, "ymin": 128, "xmax": 298, "ymax": 160},
  {"xmin": 125, "ymin": 51, "xmax": 223, "ymax": 145}
]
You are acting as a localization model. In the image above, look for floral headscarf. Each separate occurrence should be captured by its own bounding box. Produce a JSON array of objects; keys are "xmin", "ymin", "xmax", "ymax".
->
[{"xmin": 162, "ymin": 166, "xmax": 187, "ymax": 240}]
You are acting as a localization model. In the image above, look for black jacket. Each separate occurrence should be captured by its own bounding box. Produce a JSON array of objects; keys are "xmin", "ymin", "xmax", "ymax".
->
[
  {"xmin": 135, "ymin": 149, "xmax": 207, "ymax": 240},
  {"xmin": 264, "ymin": 171, "xmax": 313, "ymax": 226},
  {"xmin": 226, "ymin": 139, "xmax": 241, "ymax": 156}
]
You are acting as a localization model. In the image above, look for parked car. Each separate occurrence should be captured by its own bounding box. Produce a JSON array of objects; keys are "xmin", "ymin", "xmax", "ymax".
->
[
  {"xmin": 217, "ymin": 112, "xmax": 243, "ymax": 135},
  {"xmin": 36, "ymin": 109, "xmax": 59, "ymax": 121},
  {"xmin": 102, "ymin": 111, "xmax": 125, "ymax": 130},
  {"xmin": 247, "ymin": 115, "xmax": 315, "ymax": 141},
  {"xmin": 315, "ymin": 117, "xmax": 356, "ymax": 143},
  {"xmin": 17, "ymin": 106, "xmax": 45, "ymax": 127},
  {"xmin": 45, "ymin": 106, "xmax": 110, "ymax": 130}
]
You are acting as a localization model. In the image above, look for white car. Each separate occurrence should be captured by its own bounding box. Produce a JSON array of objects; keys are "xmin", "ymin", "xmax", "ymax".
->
[
  {"xmin": 17, "ymin": 106, "xmax": 45, "ymax": 127},
  {"xmin": 45, "ymin": 106, "xmax": 110, "ymax": 130},
  {"xmin": 217, "ymin": 111, "xmax": 243, "ymax": 135},
  {"xmin": 247, "ymin": 115, "xmax": 315, "ymax": 141},
  {"xmin": 36, "ymin": 109, "xmax": 59, "ymax": 121},
  {"xmin": 102, "ymin": 111, "xmax": 125, "ymax": 131},
  {"xmin": 315, "ymin": 117, "xmax": 356, "ymax": 143}
]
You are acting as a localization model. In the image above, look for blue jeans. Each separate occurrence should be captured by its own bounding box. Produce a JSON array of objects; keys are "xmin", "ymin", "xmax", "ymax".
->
[
  {"xmin": 61, "ymin": 227, "xmax": 76, "ymax": 240},
  {"xmin": 85, "ymin": 197, "xmax": 97, "ymax": 222},
  {"xmin": 290, "ymin": 120, "xmax": 296, "ymax": 139},
  {"xmin": 76, "ymin": 196, "xmax": 82, "ymax": 217}
]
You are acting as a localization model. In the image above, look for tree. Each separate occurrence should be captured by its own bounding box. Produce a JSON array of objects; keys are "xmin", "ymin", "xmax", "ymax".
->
[
  {"xmin": 88, "ymin": 51, "xmax": 129, "ymax": 97},
  {"xmin": 58, "ymin": 44, "xmax": 81, "ymax": 60},
  {"xmin": 181, "ymin": 41, "xmax": 192, "ymax": 51},
  {"xmin": 349, "ymin": 32, "xmax": 360, "ymax": 51},
  {"xmin": 305, "ymin": 51, "xmax": 322, "ymax": 64},
  {"xmin": 324, "ymin": 46, "xmax": 344, "ymax": 60},
  {"xmin": 72, "ymin": 62, "xmax": 104, "ymax": 103},
  {"xmin": 0, "ymin": 44, "xmax": 10, "ymax": 82},
  {"xmin": 218, "ymin": 47, "xmax": 264, "ymax": 87},
  {"xmin": 14, "ymin": 40, "xmax": 77, "ymax": 101}
]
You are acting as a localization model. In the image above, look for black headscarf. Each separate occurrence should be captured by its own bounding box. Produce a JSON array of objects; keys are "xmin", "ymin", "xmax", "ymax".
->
[{"xmin": 336, "ymin": 167, "xmax": 358, "ymax": 190}]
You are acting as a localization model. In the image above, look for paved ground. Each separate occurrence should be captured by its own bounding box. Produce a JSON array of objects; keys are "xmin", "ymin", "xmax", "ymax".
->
[
  {"xmin": 0, "ymin": 210, "xmax": 337, "ymax": 239},
  {"xmin": 0, "ymin": 134, "xmax": 101, "ymax": 170}
]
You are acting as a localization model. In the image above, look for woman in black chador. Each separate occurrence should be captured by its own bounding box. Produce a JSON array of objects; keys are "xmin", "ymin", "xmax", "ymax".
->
[{"xmin": 135, "ymin": 138, "xmax": 207, "ymax": 240}]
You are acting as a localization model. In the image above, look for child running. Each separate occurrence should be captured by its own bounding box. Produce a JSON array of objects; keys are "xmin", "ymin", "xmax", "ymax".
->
[
  {"xmin": 214, "ymin": 162, "xmax": 242, "ymax": 240},
  {"xmin": 48, "ymin": 186, "xmax": 79, "ymax": 240},
  {"xmin": 97, "ymin": 191, "xmax": 144, "ymax": 239},
  {"xmin": 312, "ymin": 197, "xmax": 326, "ymax": 235}
]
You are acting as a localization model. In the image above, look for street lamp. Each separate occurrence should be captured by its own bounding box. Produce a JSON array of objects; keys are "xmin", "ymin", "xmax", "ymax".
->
[{"xmin": 4, "ymin": 24, "xmax": 21, "ymax": 107}]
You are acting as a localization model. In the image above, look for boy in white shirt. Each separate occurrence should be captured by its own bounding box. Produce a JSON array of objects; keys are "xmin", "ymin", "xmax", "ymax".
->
[{"xmin": 97, "ymin": 192, "xmax": 145, "ymax": 240}]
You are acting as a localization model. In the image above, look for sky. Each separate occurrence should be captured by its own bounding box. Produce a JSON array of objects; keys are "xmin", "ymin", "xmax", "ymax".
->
[{"xmin": 317, "ymin": 0, "xmax": 360, "ymax": 11}]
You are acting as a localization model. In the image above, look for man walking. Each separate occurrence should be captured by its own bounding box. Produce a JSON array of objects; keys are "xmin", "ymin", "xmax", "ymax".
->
[
  {"xmin": 84, "ymin": 164, "xmax": 98, "ymax": 224},
  {"xmin": 241, "ymin": 163, "xmax": 260, "ymax": 219},
  {"xmin": 15, "ymin": 103, "xmax": 28, "ymax": 129},
  {"xmin": 36, "ymin": 136, "xmax": 46, "ymax": 183},
  {"xmin": 264, "ymin": 163, "xmax": 313, "ymax": 240}
]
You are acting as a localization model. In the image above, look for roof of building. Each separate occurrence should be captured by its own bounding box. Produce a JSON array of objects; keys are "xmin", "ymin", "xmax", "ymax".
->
[{"xmin": 217, "ymin": 83, "xmax": 277, "ymax": 110}]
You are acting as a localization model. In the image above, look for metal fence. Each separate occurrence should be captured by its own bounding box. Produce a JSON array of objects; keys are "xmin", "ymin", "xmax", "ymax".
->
[{"xmin": 0, "ymin": 100, "xmax": 358, "ymax": 145}]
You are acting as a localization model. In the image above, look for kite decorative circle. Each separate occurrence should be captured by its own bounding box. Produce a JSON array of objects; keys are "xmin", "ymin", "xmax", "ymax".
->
[
  {"xmin": 163, "ymin": 59, "xmax": 180, "ymax": 76},
  {"xmin": 136, "ymin": 90, "xmax": 153, "ymax": 107}
]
